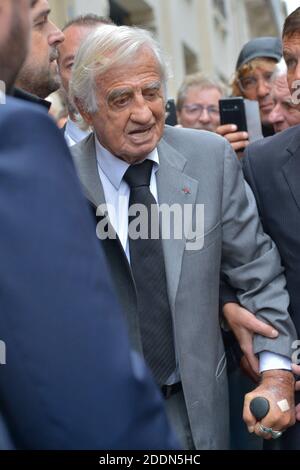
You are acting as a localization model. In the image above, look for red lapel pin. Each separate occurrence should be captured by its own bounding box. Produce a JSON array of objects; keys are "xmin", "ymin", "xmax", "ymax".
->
[{"xmin": 182, "ymin": 187, "xmax": 191, "ymax": 195}]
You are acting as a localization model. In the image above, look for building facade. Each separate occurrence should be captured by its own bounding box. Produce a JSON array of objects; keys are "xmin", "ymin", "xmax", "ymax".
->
[{"xmin": 50, "ymin": 0, "xmax": 287, "ymax": 97}]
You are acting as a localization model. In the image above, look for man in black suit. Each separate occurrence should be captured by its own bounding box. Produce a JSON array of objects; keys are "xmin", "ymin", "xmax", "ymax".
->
[
  {"xmin": 0, "ymin": 0, "xmax": 177, "ymax": 449},
  {"xmin": 225, "ymin": 7, "xmax": 300, "ymax": 449}
]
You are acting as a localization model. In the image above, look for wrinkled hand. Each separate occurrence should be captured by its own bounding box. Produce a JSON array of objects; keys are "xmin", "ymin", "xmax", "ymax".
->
[
  {"xmin": 216, "ymin": 124, "xmax": 249, "ymax": 152},
  {"xmin": 292, "ymin": 364, "xmax": 300, "ymax": 421},
  {"xmin": 223, "ymin": 302, "xmax": 279, "ymax": 375},
  {"xmin": 244, "ymin": 370, "xmax": 295, "ymax": 439}
]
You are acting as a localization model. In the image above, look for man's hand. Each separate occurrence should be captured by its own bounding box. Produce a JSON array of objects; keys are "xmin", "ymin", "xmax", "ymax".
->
[
  {"xmin": 216, "ymin": 124, "xmax": 249, "ymax": 152},
  {"xmin": 292, "ymin": 364, "xmax": 300, "ymax": 421},
  {"xmin": 243, "ymin": 370, "xmax": 296, "ymax": 439},
  {"xmin": 223, "ymin": 302, "xmax": 279, "ymax": 375},
  {"xmin": 240, "ymin": 355, "xmax": 260, "ymax": 383}
]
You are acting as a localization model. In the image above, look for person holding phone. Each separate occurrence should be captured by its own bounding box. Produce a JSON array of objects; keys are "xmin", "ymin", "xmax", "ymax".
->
[
  {"xmin": 176, "ymin": 73, "xmax": 224, "ymax": 132},
  {"xmin": 217, "ymin": 37, "xmax": 282, "ymax": 152},
  {"xmin": 221, "ymin": 8, "xmax": 300, "ymax": 449}
]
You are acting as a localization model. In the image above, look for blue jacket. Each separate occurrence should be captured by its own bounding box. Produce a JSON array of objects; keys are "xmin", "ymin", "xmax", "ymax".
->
[{"xmin": 0, "ymin": 98, "xmax": 177, "ymax": 450}]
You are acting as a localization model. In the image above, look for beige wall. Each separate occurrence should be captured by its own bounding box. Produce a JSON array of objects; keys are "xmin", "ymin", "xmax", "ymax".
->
[
  {"xmin": 49, "ymin": 0, "xmax": 286, "ymax": 98},
  {"xmin": 110, "ymin": 0, "xmax": 285, "ymax": 98},
  {"xmin": 49, "ymin": 0, "xmax": 109, "ymax": 29}
]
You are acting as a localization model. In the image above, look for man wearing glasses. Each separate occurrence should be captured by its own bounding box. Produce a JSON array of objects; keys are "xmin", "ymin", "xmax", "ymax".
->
[
  {"xmin": 217, "ymin": 37, "xmax": 282, "ymax": 152},
  {"xmin": 176, "ymin": 73, "xmax": 224, "ymax": 133}
]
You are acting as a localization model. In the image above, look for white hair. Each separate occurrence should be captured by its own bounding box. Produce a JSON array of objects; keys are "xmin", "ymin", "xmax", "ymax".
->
[{"xmin": 70, "ymin": 24, "xmax": 170, "ymax": 114}]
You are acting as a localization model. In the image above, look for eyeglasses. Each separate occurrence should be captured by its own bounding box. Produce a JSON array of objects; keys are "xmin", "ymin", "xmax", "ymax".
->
[
  {"xmin": 238, "ymin": 72, "xmax": 274, "ymax": 92},
  {"xmin": 181, "ymin": 103, "xmax": 220, "ymax": 117}
]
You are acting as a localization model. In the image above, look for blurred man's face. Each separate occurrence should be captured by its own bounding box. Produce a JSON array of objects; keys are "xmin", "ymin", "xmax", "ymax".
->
[
  {"xmin": 283, "ymin": 33, "xmax": 300, "ymax": 109},
  {"xmin": 79, "ymin": 48, "xmax": 166, "ymax": 164},
  {"xmin": 269, "ymin": 74, "xmax": 300, "ymax": 133},
  {"xmin": 58, "ymin": 23, "xmax": 96, "ymax": 117},
  {"xmin": 177, "ymin": 86, "xmax": 221, "ymax": 132},
  {"xmin": 58, "ymin": 24, "xmax": 94, "ymax": 95},
  {"xmin": 238, "ymin": 61, "xmax": 277, "ymax": 125},
  {"xmin": 16, "ymin": 0, "xmax": 64, "ymax": 98},
  {"xmin": 0, "ymin": 0, "xmax": 32, "ymax": 92}
]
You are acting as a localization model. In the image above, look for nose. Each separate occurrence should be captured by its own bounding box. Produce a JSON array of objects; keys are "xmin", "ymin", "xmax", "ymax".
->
[
  {"xmin": 199, "ymin": 108, "xmax": 210, "ymax": 123},
  {"xmin": 257, "ymin": 78, "xmax": 271, "ymax": 98},
  {"xmin": 288, "ymin": 61, "xmax": 300, "ymax": 97},
  {"xmin": 269, "ymin": 103, "xmax": 284, "ymax": 125},
  {"xmin": 294, "ymin": 62, "xmax": 300, "ymax": 81},
  {"xmin": 48, "ymin": 21, "xmax": 65, "ymax": 47},
  {"xmin": 130, "ymin": 94, "xmax": 153, "ymax": 123},
  {"xmin": 291, "ymin": 62, "xmax": 300, "ymax": 90}
]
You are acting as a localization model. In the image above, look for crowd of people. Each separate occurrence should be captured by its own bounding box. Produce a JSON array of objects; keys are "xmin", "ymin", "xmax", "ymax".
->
[{"xmin": 1, "ymin": 0, "xmax": 300, "ymax": 451}]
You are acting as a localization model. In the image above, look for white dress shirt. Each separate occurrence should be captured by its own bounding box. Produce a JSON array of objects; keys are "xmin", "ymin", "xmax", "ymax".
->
[
  {"xmin": 0, "ymin": 89, "xmax": 5, "ymax": 105},
  {"xmin": 64, "ymin": 117, "xmax": 91, "ymax": 147},
  {"xmin": 95, "ymin": 136, "xmax": 159, "ymax": 261},
  {"xmin": 94, "ymin": 135, "xmax": 291, "ymax": 374}
]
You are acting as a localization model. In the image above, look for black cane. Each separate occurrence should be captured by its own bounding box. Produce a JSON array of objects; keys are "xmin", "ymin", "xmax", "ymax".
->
[
  {"xmin": 250, "ymin": 397, "xmax": 281, "ymax": 449},
  {"xmin": 250, "ymin": 396, "xmax": 270, "ymax": 420}
]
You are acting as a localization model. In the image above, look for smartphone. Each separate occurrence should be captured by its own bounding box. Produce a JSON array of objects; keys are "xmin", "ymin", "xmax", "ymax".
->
[
  {"xmin": 219, "ymin": 97, "xmax": 247, "ymax": 132},
  {"xmin": 165, "ymin": 98, "xmax": 178, "ymax": 126}
]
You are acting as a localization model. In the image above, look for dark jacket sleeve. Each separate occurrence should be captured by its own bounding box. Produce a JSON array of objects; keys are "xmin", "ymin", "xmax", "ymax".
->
[{"xmin": 220, "ymin": 279, "xmax": 238, "ymax": 306}]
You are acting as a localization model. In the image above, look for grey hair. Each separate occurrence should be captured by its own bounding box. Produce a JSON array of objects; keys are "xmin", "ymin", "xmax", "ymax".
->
[
  {"xmin": 176, "ymin": 72, "xmax": 225, "ymax": 112},
  {"xmin": 70, "ymin": 24, "xmax": 170, "ymax": 114}
]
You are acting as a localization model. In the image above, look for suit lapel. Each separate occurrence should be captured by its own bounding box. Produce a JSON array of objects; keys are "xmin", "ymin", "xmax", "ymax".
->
[
  {"xmin": 72, "ymin": 134, "xmax": 121, "ymax": 241},
  {"xmin": 71, "ymin": 134, "xmax": 106, "ymax": 208},
  {"xmin": 282, "ymin": 131, "xmax": 300, "ymax": 212},
  {"xmin": 157, "ymin": 138, "xmax": 199, "ymax": 311},
  {"xmin": 71, "ymin": 134, "xmax": 143, "ymax": 352},
  {"xmin": 71, "ymin": 133, "xmax": 132, "ymax": 278}
]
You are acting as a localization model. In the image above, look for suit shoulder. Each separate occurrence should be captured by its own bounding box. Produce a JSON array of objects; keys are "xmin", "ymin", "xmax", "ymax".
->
[
  {"xmin": 1, "ymin": 96, "xmax": 47, "ymax": 119},
  {"xmin": 0, "ymin": 97, "xmax": 74, "ymax": 175},
  {"xmin": 162, "ymin": 125, "xmax": 228, "ymax": 168},
  {"xmin": 163, "ymin": 124, "xmax": 226, "ymax": 148},
  {"xmin": 245, "ymin": 125, "xmax": 300, "ymax": 172},
  {"xmin": 0, "ymin": 97, "xmax": 65, "ymax": 142},
  {"xmin": 0, "ymin": 96, "xmax": 57, "ymax": 144}
]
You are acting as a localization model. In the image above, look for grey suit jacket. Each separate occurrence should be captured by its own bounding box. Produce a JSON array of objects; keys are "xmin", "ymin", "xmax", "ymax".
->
[{"xmin": 71, "ymin": 125, "xmax": 297, "ymax": 450}]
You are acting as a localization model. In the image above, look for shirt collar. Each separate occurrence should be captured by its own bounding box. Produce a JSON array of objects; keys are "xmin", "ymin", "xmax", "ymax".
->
[
  {"xmin": 65, "ymin": 117, "xmax": 91, "ymax": 143},
  {"xmin": 94, "ymin": 134, "xmax": 159, "ymax": 190},
  {"xmin": 0, "ymin": 89, "xmax": 5, "ymax": 105}
]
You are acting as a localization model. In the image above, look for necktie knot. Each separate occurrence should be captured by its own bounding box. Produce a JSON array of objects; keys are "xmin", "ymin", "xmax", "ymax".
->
[{"xmin": 124, "ymin": 159, "xmax": 153, "ymax": 189}]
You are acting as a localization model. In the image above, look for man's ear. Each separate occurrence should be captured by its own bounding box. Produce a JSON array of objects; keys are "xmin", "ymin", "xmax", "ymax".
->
[
  {"xmin": 176, "ymin": 112, "xmax": 181, "ymax": 125},
  {"xmin": 75, "ymin": 98, "xmax": 93, "ymax": 126}
]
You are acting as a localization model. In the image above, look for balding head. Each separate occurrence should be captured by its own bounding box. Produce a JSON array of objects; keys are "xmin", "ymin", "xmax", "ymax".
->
[
  {"xmin": 269, "ymin": 72, "xmax": 300, "ymax": 133},
  {"xmin": 58, "ymin": 15, "xmax": 112, "ymax": 117}
]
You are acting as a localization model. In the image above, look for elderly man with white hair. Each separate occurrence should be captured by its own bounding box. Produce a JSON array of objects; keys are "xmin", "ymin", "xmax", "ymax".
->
[
  {"xmin": 70, "ymin": 24, "xmax": 297, "ymax": 450},
  {"xmin": 269, "ymin": 67, "xmax": 300, "ymax": 133}
]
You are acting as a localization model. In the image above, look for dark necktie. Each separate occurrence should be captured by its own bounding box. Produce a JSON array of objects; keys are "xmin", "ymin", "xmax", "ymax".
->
[{"xmin": 124, "ymin": 159, "xmax": 176, "ymax": 385}]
